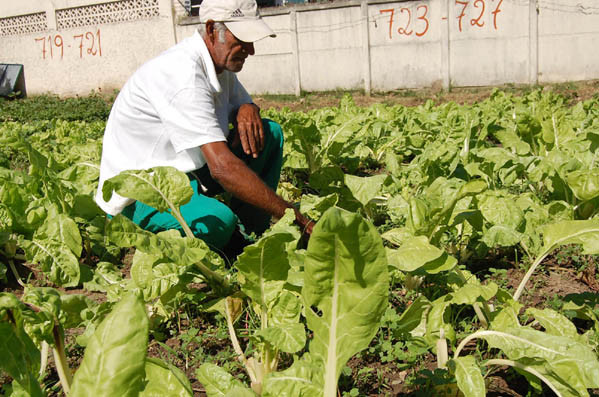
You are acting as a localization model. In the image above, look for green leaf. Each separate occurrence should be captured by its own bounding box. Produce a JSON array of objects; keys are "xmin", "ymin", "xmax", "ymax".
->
[
  {"xmin": 481, "ymin": 225, "xmax": 523, "ymax": 247},
  {"xmin": 450, "ymin": 356, "xmax": 486, "ymax": 397},
  {"xmin": 235, "ymin": 232, "xmax": 295, "ymax": 309},
  {"xmin": 425, "ymin": 295, "xmax": 456, "ymax": 347},
  {"xmin": 262, "ymin": 354, "xmax": 322, "ymax": 397},
  {"xmin": 541, "ymin": 220, "xmax": 599, "ymax": 255},
  {"xmin": 140, "ymin": 357, "xmax": 193, "ymax": 397},
  {"xmin": 387, "ymin": 236, "xmax": 457, "ymax": 274},
  {"xmin": 130, "ymin": 251, "xmax": 186, "ymax": 301},
  {"xmin": 566, "ymin": 169, "xmax": 599, "ymax": 201},
  {"xmin": 196, "ymin": 363, "xmax": 256, "ymax": 397},
  {"xmin": 343, "ymin": 174, "xmax": 388, "ymax": 207},
  {"xmin": 381, "ymin": 227, "xmax": 413, "ymax": 246},
  {"xmin": 70, "ymin": 293, "xmax": 149, "ymax": 397},
  {"xmin": 478, "ymin": 328, "xmax": 599, "ymax": 391},
  {"xmin": 34, "ymin": 214, "xmax": 82, "ymax": 257},
  {"xmin": 20, "ymin": 239, "xmax": 80, "ymax": 287},
  {"xmin": 103, "ymin": 167, "xmax": 193, "ymax": 212},
  {"xmin": 478, "ymin": 193, "xmax": 524, "ymax": 230},
  {"xmin": 106, "ymin": 215, "xmax": 208, "ymax": 264},
  {"xmin": 525, "ymin": 307, "xmax": 581, "ymax": 340},
  {"xmin": 303, "ymin": 207, "xmax": 389, "ymax": 395},
  {"xmin": 395, "ymin": 295, "xmax": 431, "ymax": 336},
  {"xmin": 83, "ymin": 262, "xmax": 123, "ymax": 293},
  {"xmin": 300, "ymin": 193, "xmax": 339, "ymax": 221},
  {"xmin": 255, "ymin": 323, "xmax": 306, "ymax": 354},
  {"xmin": 0, "ymin": 322, "xmax": 43, "ymax": 397},
  {"xmin": 451, "ymin": 283, "xmax": 498, "ymax": 305},
  {"xmin": 270, "ymin": 290, "xmax": 302, "ymax": 326},
  {"xmin": 59, "ymin": 293, "xmax": 95, "ymax": 329}
]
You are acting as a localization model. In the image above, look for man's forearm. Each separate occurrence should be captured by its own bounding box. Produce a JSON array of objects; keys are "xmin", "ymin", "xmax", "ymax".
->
[{"xmin": 210, "ymin": 153, "xmax": 292, "ymax": 219}]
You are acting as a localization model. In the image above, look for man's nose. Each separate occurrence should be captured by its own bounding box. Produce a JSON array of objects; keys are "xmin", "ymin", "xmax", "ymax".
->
[{"xmin": 242, "ymin": 41, "xmax": 255, "ymax": 56}]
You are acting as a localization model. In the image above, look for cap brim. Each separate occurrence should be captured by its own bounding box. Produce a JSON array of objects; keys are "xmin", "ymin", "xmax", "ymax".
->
[{"xmin": 224, "ymin": 19, "xmax": 276, "ymax": 43}]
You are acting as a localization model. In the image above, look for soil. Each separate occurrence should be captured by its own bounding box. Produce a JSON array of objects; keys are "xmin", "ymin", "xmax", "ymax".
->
[{"xmin": 253, "ymin": 79, "xmax": 599, "ymax": 111}]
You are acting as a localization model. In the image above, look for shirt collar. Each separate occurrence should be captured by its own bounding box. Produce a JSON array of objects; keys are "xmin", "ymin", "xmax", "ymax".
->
[{"xmin": 191, "ymin": 30, "xmax": 222, "ymax": 94}]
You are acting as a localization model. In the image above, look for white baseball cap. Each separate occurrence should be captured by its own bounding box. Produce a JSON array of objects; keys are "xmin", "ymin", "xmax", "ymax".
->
[{"xmin": 199, "ymin": 0, "xmax": 276, "ymax": 43}]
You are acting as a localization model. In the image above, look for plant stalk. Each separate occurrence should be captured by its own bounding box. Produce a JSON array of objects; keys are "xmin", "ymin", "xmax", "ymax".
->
[
  {"xmin": 224, "ymin": 298, "xmax": 257, "ymax": 384},
  {"xmin": 436, "ymin": 328, "xmax": 448, "ymax": 369},
  {"xmin": 8, "ymin": 259, "xmax": 26, "ymax": 287},
  {"xmin": 169, "ymin": 204, "xmax": 231, "ymax": 292},
  {"xmin": 52, "ymin": 325, "xmax": 72, "ymax": 395},
  {"xmin": 39, "ymin": 341, "xmax": 49, "ymax": 378}
]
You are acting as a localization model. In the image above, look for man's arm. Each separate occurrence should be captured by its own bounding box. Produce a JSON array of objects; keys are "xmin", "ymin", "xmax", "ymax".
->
[{"xmin": 200, "ymin": 141, "xmax": 314, "ymax": 235}]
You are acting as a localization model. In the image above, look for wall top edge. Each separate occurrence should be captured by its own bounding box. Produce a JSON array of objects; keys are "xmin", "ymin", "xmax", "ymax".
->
[{"xmin": 178, "ymin": 0, "xmax": 411, "ymax": 24}]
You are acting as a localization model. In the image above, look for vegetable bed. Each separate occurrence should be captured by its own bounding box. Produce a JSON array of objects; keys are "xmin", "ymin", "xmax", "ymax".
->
[{"xmin": 2, "ymin": 89, "xmax": 599, "ymax": 396}]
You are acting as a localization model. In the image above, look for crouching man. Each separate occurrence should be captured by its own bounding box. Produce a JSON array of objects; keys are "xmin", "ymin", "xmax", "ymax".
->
[{"xmin": 95, "ymin": 0, "xmax": 313, "ymax": 253}]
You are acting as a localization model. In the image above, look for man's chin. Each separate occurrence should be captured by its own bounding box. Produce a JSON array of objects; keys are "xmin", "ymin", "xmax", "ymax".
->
[{"xmin": 228, "ymin": 60, "xmax": 245, "ymax": 73}]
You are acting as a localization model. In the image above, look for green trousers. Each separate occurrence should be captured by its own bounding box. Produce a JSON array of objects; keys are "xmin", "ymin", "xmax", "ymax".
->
[{"xmin": 120, "ymin": 119, "xmax": 284, "ymax": 250}]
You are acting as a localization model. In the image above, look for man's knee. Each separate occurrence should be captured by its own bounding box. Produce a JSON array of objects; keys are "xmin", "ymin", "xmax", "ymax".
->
[{"xmin": 262, "ymin": 119, "xmax": 284, "ymax": 148}]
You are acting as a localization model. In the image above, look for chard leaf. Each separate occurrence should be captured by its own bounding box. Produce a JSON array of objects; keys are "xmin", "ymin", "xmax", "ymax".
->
[
  {"xmin": 300, "ymin": 193, "xmax": 339, "ymax": 221},
  {"xmin": 140, "ymin": 357, "xmax": 193, "ymax": 397},
  {"xmin": 566, "ymin": 169, "xmax": 599, "ymax": 201},
  {"xmin": 83, "ymin": 262, "xmax": 123, "ymax": 293},
  {"xmin": 34, "ymin": 214, "xmax": 82, "ymax": 257},
  {"xmin": 525, "ymin": 307, "xmax": 581, "ymax": 340},
  {"xmin": 106, "ymin": 215, "xmax": 208, "ymax": 264},
  {"xmin": 343, "ymin": 174, "xmax": 388, "ymax": 207},
  {"xmin": 396, "ymin": 295, "xmax": 431, "ymax": 336},
  {"xmin": 103, "ymin": 167, "xmax": 193, "ymax": 212},
  {"xmin": 270, "ymin": 290, "xmax": 302, "ymax": 326},
  {"xmin": 196, "ymin": 363, "xmax": 256, "ymax": 397},
  {"xmin": 425, "ymin": 295, "xmax": 456, "ymax": 347},
  {"xmin": 70, "ymin": 293, "xmax": 149, "ymax": 397},
  {"xmin": 450, "ymin": 356, "xmax": 486, "ymax": 397},
  {"xmin": 262, "ymin": 354, "xmax": 322, "ymax": 397},
  {"xmin": 235, "ymin": 232, "xmax": 295, "ymax": 310},
  {"xmin": 387, "ymin": 236, "xmax": 457, "ymax": 274},
  {"xmin": 475, "ymin": 328, "xmax": 599, "ymax": 390},
  {"xmin": 303, "ymin": 207, "xmax": 389, "ymax": 395},
  {"xmin": 0, "ymin": 323, "xmax": 43, "ymax": 397},
  {"xmin": 478, "ymin": 194, "xmax": 525, "ymax": 230},
  {"xmin": 255, "ymin": 323, "xmax": 306, "ymax": 354},
  {"xmin": 481, "ymin": 225, "xmax": 523, "ymax": 247},
  {"xmin": 130, "ymin": 251, "xmax": 186, "ymax": 301},
  {"xmin": 541, "ymin": 220, "xmax": 599, "ymax": 254},
  {"xmin": 451, "ymin": 283, "xmax": 498, "ymax": 305},
  {"xmin": 381, "ymin": 227, "xmax": 413, "ymax": 246},
  {"xmin": 20, "ymin": 238, "xmax": 80, "ymax": 287}
]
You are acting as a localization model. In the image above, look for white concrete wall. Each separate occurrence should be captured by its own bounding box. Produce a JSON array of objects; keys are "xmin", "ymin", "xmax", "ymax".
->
[
  {"xmin": 1, "ymin": 0, "xmax": 599, "ymax": 96},
  {"xmin": 234, "ymin": 0, "xmax": 599, "ymax": 94},
  {"xmin": 538, "ymin": 0, "xmax": 599, "ymax": 83},
  {"xmin": 0, "ymin": 0, "xmax": 176, "ymax": 96}
]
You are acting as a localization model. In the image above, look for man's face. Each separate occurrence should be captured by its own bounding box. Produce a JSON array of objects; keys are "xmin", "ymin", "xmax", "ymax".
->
[{"xmin": 212, "ymin": 28, "xmax": 255, "ymax": 73}]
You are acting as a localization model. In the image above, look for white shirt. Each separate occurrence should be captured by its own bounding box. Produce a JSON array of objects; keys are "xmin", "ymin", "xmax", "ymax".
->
[{"xmin": 95, "ymin": 31, "xmax": 252, "ymax": 215}]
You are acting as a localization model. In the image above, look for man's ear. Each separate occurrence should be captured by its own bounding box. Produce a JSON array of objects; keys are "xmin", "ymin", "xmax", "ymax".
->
[{"xmin": 205, "ymin": 20, "xmax": 216, "ymax": 45}]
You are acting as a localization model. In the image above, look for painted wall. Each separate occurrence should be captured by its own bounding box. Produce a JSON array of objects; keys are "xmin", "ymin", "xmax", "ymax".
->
[
  {"xmin": 0, "ymin": 0, "xmax": 176, "ymax": 96},
  {"xmin": 1, "ymin": 0, "xmax": 598, "ymax": 96}
]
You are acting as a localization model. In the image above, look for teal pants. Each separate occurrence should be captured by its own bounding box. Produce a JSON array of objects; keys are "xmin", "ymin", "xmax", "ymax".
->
[{"xmin": 120, "ymin": 119, "xmax": 284, "ymax": 250}]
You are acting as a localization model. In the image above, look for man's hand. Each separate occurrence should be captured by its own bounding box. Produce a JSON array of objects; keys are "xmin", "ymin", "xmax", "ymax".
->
[
  {"xmin": 234, "ymin": 103, "xmax": 264, "ymax": 158},
  {"xmin": 294, "ymin": 209, "xmax": 314, "ymax": 237}
]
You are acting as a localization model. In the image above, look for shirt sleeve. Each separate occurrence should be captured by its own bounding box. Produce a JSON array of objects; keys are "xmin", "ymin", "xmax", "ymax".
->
[{"xmin": 161, "ymin": 84, "xmax": 227, "ymax": 154}]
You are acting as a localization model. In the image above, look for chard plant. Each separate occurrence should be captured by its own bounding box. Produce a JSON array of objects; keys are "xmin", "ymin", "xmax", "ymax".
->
[{"xmin": 197, "ymin": 207, "xmax": 390, "ymax": 396}]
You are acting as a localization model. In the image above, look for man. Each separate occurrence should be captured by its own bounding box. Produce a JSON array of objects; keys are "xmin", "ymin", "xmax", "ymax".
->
[{"xmin": 95, "ymin": 0, "xmax": 313, "ymax": 254}]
